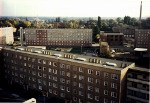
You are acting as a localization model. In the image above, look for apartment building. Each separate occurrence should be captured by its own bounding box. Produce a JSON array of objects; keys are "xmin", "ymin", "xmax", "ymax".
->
[
  {"xmin": 126, "ymin": 67, "xmax": 149, "ymax": 103},
  {"xmin": 0, "ymin": 27, "xmax": 14, "ymax": 45},
  {"xmin": 2, "ymin": 47, "xmax": 135, "ymax": 103},
  {"xmin": 103, "ymin": 33, "xmax": 124, "ymax": 47},
  {"xmin": 24, "ymin": 29, "xmax": 92, "ymax": 47},
  {"xmin": 135, "ymin": 29, "xmax": 150, "ymax": 53},
  {"xmin": 112, "ymin": 27, "xmax": 135, "ymax": 38}
]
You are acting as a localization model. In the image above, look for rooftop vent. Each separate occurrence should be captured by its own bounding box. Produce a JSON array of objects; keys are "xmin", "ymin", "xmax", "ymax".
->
[
  {"xmin": 105, "ymin": 62, "xmax": 117, "ymax": 67},
  {"xmin": 53, "ymin": 54, "xmax": 62, "ymax": 57},
  {"xmin": 75, "ymin": 57, "xmax": 86, "ymax": 61}
]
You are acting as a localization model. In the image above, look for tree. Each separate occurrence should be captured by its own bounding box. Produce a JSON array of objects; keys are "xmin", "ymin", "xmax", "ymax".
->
[
  {"xmin": 92, "ymin": 26, "xmax": 100, "ymax": 42},
  {"xmin": 124, "ymin": 16, "xmax": 131, "ymax": 25},
  {"xmin": 97, "ymin": 16, "xmax": 101, "ymax": 30}
]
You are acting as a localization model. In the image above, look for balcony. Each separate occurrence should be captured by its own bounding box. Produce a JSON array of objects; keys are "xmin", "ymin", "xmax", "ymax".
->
[
  {"xmin": 127, "ymin": 78, "xmax": 149, "ymax": 85},
  {"xmin": 127, "ymin": 95, "xmax": 149, "ymax": 103},
  {"xmin": 127, "ymin": 87, "xmax": 149, "ymax": 94}
]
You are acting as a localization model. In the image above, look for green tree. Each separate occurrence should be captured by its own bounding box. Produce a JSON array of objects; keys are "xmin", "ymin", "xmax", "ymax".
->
[{"xmin": 97, "ymin": 16, "xmax": 101, "ymax": 30}]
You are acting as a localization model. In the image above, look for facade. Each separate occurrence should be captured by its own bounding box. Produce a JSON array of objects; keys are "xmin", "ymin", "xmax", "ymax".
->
[
  {"xmin": 24, "ymin": 29, "xmax": 92, "ymax": 47},
  {"xmin": 135, "ymin": 29, "xmax": 150, "ymax": 53},
  {"xmin": 0, "ymin": 27, "xmax": 14, "ymax": 45},
  {"xmin": 104, "ymin": 33, "xmax": 124, "ymax": 47},
  {"xmin": 126, "ymin": 67, "xmax": 149, "ymax": 103},
  {"xmin": 112, "ymin": 27, "xmax": 135, "ymax": 38},
  {"xmin": 2, "ymin": 47, "xmax": 135, "ymax": 103}
]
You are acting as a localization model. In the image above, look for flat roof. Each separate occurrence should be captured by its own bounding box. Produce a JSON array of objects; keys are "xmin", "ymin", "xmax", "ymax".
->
[
  {"xmin": 3, "ymin": 47, "xmax": 134, "ymax": 71},
  {"xmin": 134, "ymin": 48, "xmax": 148, "ymax": 51}
]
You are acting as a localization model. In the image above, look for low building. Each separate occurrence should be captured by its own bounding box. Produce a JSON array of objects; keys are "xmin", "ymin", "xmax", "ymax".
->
[
  {"xmin": 126, "ymin": 67, "xmax": 149, "ymax": 103},
  {"xmin": 0, "ymin": 27, "xmax": 14, "ymax": 45},
  {"xmin": 24, "ymin": 29, "xmax": 92, "ymax": 47},
  {"xmin": 101, "ymin": 33, "xmax": 124, "ymax": 47},
  {"xmin": 2, "ymin": 46, "xmax": 135, "ymax": 103},
  {"xmin": 112, "ymin": 27, "xmax": 135, "ymax": 38}
]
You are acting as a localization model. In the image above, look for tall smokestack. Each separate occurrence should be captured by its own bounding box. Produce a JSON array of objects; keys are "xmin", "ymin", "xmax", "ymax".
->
[
  {"xmin": 20, "ymin": 27, "xmax": 23, "ymax": 47},
  {"xmin": 139, "ymin": 1, "xmax": 142, "ymax": 28}
]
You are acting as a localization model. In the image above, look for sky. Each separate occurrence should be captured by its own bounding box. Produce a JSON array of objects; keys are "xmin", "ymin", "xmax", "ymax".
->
[{"xmin": 1, "ymin": 0, "xmax": 150, "ymax": 17}]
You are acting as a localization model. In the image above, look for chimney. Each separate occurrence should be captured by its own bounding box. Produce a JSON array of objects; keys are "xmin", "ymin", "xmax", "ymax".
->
[
  {"xmin": 20, "ymin": 27, "xmax": 23, "ymax": 47},
  {"xmin": 139, "ymin": 1, "xmax": 142, "ymax": 28}
]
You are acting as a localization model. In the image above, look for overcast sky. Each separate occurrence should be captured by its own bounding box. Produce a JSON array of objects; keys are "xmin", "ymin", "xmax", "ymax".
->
[{"xmin": 1, "ymin": 0, "xmax": 150, "ymax": 17}]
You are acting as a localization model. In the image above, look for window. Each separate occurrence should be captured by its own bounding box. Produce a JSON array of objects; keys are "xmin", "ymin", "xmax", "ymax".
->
[
  {"xmin": 88, "ymin": 86, "xmax": 93, "ymax": 91},
  {"xmin": 104, "ymin": 98, "xmax": 108, "ymax": 103},
  {"xmin": 53, "ymin": 83, "xmax": 58, "ymax": 88},
  {"xmin": 49, "ymin": 61, "xmax": 51, "ymax": 65},
  {"xmin": 104, "ymin": 72, "xmax": 109, "ymax": 78},
  {"xmin": 111, "ymin": 83, "xmax": 117, "ymax": 89},
  {"xmin": 43, "ymin": 60, "xmax": 46, "ymax": 64},
  {"xmin": 111, "ymin": 100, "xmax": 117, "ymax": 103},
  {"xmin": 104, "ymin": 81, "xmax": 108, "ymax": 86},
  {"xmin": 73, "ymin": 74, "xmax": 77, "ymax": 79},
  {"xmin": 49, "ymin": 68, "xmax": 52, "ymax": 72},
  {"xmin": 96, "ymin": 71, "xmax": 100, "ymax": 76},
  {"xmin": 53, "ymin": 62, "xmax": 57, "ymax": 67},
  {"xmin": 66, "ymin": 72, "xmax": 70, "ymax": 77},
  {"xmin": 38, "ymin": 79, "xmax": 42, "ymax": 83},
  {"xmin": 53, "ymin": 69, "xmax": 57, "ymax": 74},
  {"xmin": 53, "ymin": 90, "xmax": 58, "ymax": 95},
  {"xmin": 67, "ymin": 87, "xmax": 70, "ymax": 92},
  {"xmin": 73, "ymin": 89, "xmax": 77, "ymax": 94},
  {"xmin": 88, "ymin": 77, "xmax": 93, "ymax": 83},
  {"xmin": 49, "ymin": 82, "xmax": 52, "ymax": 86},
  {"xmin": 79, "ymin": 91, "xmax": 83, "ymax": 96},
  {"xmin": 111, "ymin": 92, "xmax": 117, "ymax": 98},
  {"xmin": 60, "ymin": 64, "xmax": 65, "ymax": 68},
  {"xmin": 88, "ymin": 93, "xmax": 93, "ymax": 99},
  {"xmin": 60, "ymin": 85, "xmax": 65, "ymax": 91},
  {"xmin": 79, "ymin": 75, "xmax": 84, "ymax": 80},
  {"xmin": 38, "ymin": 72, "xmax": 42, "ymax": 77},
  {"xmin": 53, "ymin": 76, "xmax": 57, "ymax": 81},
  {"xmin": 60, "ymin": 71, "xmax": 65, "ymax": 76},
  {"xmin": 39, "ymin": 85, "xmax": 42, "ymax": 90},
  {"xmin": 60, "ymin": 78, "xmax": 65, "ymax": 83},
  {"xmin": 95, "ymin": 87, "xmax": 99, "ymax": 93},
  {"xmin": 60, "ymin": 93, "xmax": 65, "ymax": 98},
  {"xmin": 79, "ymin": 83, "xmax": 83, "ymax": 88},
  {"xmin": 88, "ymin": 69, "xmax": 93, "ymax": 74},
  {"xmin": 38, "ymin": 66, "xmax": 42, "ymax": 70},
  {"xmin": 95, "ymin": 96, "xmax": 99, "ymax": 101},
  {"xmin": 111, "ymin": 74, "xmax": 118, "ymax": 80},
  {"xmin": 43, "ymin": 67, "xmax": 46, "ymax": 71},
  {"xmin": 38, "ymin": 59, "xmax": 41, "ymax": 63},
  {"xmin": 104, "ymin": 90, "xmax": 108, "ymax": 95},
  {"xmin": 49, "ymin": 89, "xmax": 52, "ymax": 93},
  {"xmin": 79, "ymin": 67, "xmax": 84, "ymax": 72},
  {"xmin": 73, "ymin": 97, "xmax": 77, "ymax": 101},
  {"xmin": 96, "ymin": 79, "xmax": 100, "ymax": 84},
  {"xmin": 66, "ymin": 80, "xmax": 70, "ymax": 84}
]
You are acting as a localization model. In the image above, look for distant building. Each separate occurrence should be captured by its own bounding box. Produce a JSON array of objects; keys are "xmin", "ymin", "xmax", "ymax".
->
[
  {"xmin": 103, "ymin": 33, "xmax": 124, "ymax": 47},
  {"xmin": 0, "ymin": 27, "xmax": 14, "ymax": 45},
  {"xmin": 127, "ymin": 67, "xmax": 149, "ymax": 103},
  {"xmin": 135, "ymin": 29, "xmax": 150, "ymax": 53},
  {"xmin": 112, "ymin": 27, "xmax": 135, "ymax": 38},
  {"xmin": 24, "ymin": 29, "xmax": 92, "ymax": 47},
  {"xmin": 2, "ymin": 46, "xmax": 135, "ymax": 103}
]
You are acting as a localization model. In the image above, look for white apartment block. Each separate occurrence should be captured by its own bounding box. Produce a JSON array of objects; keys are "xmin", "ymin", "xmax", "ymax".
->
[{"xmin": 0, "ymin": 27, "xmax": 14, "ymax": 45}]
